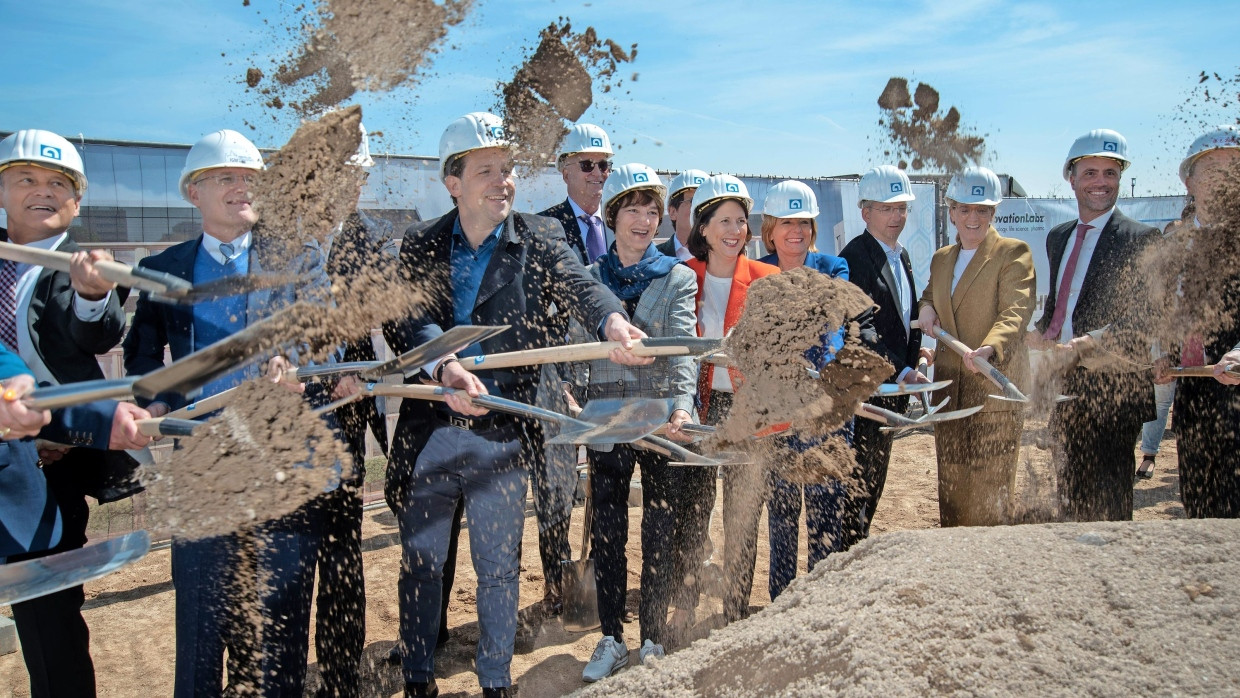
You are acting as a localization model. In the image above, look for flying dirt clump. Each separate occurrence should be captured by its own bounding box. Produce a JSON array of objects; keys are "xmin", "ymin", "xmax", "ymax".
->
[
  {"xmin": 713, "ymin": 267, "xmax": 892, "ymax": 448},
  {"xmin": 252, "ymin": 0, "xmax": 474, "ymax": 116},
  {"xmin": 250, "ymin": 104, "xmax": 364, "ymax": 255},
  {"xmin": 876, "ymin": 77, "xmax": 986, "ymax": 172},
  {"xmin": 499, "ymin": 19, "xmax": 637, "ymax": 168},
  {"xmin": 138, "ymin": 380, "xmax": 345, "ymax": 540}
]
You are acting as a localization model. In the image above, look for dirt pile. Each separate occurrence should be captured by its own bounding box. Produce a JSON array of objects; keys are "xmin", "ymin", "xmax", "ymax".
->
[
  {"xmin": 251, "ymin": 105, "xmax": 364, "ymax": 253},
  {"xmin": 499, "ymin": 20, "xmax": 637, "ymax": 168},
  {"xmin": 250, "ymin": 0, "xmax": 474, "ymax": 116},
  {"xmin": 876, "ymin": 77, "xmax": 986, "ymax": 172},
  {"xmin": 714, "ymin": 267, "xmax": 892, "ymax": 447},
  {"xmin": 577, "ymin": 519, "xmax": 1240, "ymax": 697},
  {"xmin": 139, "ymin": 380, "xmax": 345, "ymax": 540}
]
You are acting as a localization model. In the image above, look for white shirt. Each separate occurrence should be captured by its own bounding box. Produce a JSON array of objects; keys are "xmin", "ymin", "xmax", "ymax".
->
[
  {"xmin": 1053, "ymin": 207, "xmax": 1114, "ymax": 343},
  {"xmin": 671, "ymin": 235, "xmax": 693, "ymax": 262},
  {"xmin": 567, "ymin": 197, "xmax": 603, "ymax": 252},
  {"xmin": 200, "ymin": 230, "xmax": 253, "ymax": 265},
  {"xmin": 699, "ymin": 272, "xmax": 733, "ymax": 392},
  {"xmin": 13, "ymin": 233, "xmax": 112, "ymax": 385},
  {"xmin": 951, "ymin": 248, "xmax": 978, "ymax": 294}
]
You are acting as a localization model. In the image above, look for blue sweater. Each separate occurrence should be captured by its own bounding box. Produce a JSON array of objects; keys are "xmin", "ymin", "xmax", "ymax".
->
[{"xmin": 192, "ymin": 246, "xmax": 249, "ymax": 398}]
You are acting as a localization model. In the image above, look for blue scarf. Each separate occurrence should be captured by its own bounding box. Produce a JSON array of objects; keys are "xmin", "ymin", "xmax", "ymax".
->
[{"xmin": 596, "ymin": 242, "xmax": 680, "ymax": 300}]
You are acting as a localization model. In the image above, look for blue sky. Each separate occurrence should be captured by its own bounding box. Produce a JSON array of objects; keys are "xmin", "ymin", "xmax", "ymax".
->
[{"xmin": 1, "ymin": 0, "xmax": 1236, "ymax": 197}]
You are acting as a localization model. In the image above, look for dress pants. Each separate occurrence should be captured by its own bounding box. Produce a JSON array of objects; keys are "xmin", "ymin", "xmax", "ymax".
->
[
  {"xmin": 1175, "ymin": 377, "xmax": 1240, "ymax": 518},
  {"xmin": 395, "ymin": 420, "xmax": 528, "ymax": 689},
  {"xmin": 314, "ymin": 487, "xmax": 365, "ymax": 697},
  {"xmin": 767, "ymin": 478, "xmax": 849, "ymax": 600},
  {"xmin": 843, "ymin": 395, "xmax": 906, "ymax": 548},
  {"xmin": 935, "ymin": 411, "xmax": 1022, "ymax": 527},
  {"xmin": 172, "ymin": 503, "xmax": 323, "ymax": 698},
  {"xmin": 530, "ymin": 365, "xmax": 576, "ymax": 601},
  {"xmin": 588, "ymin": 444, "xmax": 678, "ymax": 644}
]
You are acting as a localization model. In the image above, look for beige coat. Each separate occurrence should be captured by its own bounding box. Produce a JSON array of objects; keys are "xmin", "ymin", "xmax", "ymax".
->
[{"xmin": 919, "ymin": 226, "xmax": 1036, "ymax": 414}]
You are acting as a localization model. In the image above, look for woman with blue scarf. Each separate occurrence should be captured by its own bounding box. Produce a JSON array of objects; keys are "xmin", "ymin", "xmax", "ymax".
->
[
  {"xmin": 565, "ymin": 164, "xmax": 698, "ymax": 681},
  {"xmin": 758, "ymin": 180, "xmax": 860, "ymax": 600}
]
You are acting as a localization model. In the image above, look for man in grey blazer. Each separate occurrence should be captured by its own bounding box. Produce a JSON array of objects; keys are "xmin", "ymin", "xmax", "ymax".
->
[{"xmin": 1029, "ymin": 129, "xmax": 1159, "ymax": 522}]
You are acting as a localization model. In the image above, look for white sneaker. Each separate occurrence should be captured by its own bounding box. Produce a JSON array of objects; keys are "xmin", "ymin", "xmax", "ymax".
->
[
  {"xmin": 582, "ymin": 635, "xmax": 628, "ymax": 682},
  {"xmin": 639, "ymin": 639, "xmax": 665, "ymax": 664}
]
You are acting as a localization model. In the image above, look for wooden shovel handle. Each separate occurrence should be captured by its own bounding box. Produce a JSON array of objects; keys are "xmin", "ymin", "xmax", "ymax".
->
[
  {"xmin": 465, "ymin": 339, "xmax": 701, "ymax": 371},
  {"xmin": 933, "ymin": 327, "xmax": 1003, "ymax": 388}
]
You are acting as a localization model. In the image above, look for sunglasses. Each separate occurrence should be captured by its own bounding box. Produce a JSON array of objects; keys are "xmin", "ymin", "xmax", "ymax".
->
[{"xmin": 576, "ymin": 159, "xmax": 613, "ymax": 174}]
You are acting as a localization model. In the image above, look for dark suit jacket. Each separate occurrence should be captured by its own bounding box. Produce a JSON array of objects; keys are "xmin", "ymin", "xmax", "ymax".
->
[
  {"xmin": 1035, "ymin": 209, "xmax": 1158, "ymax": 422},
  {"xmin": 382, "ymin": 208, "xmax": 625, "ymax": 500},
  {"xmin": 537, "ymin": 198, "xmax": 615, "ymax": 265},
  {"xmin": 655, "ymin": 236, "xmax": 678, "ymax": 258},
  {"xmin": 0, "ymin": 229, "xmax": 136, "ymax": 507},
  {"xmin": 839, "ymin": 231, "xmax": 923, "ymax": 380},
  {"xmin": 122, "ymin": 228, "xmax": 331, "ymax": 411}
]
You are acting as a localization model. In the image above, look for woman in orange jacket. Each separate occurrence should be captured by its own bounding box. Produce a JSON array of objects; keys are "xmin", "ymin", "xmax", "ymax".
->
[{"xmin": 681, "ymin": 174, "xmax": 779, "ymax": 624}]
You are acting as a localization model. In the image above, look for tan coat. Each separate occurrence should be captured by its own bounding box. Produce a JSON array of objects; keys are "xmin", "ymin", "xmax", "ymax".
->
[{"xmin": 919, "ymin": 226, "xmax": 1036, "ymax": 415}]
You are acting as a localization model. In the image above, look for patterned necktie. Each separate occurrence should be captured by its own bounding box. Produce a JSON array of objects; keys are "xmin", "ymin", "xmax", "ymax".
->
[
  {"xmin": 886, "ymin": 248, "xmax": 905, "ymax": 314},
  {"xmin": 219, "ymin": 242, "xmax": 236, "ymax": 263},
  {"xmin": 0, "ymin": 260, "xmax": 20, "ymax": 352},
  {"xmin": 1043, "ymin": 223, "xmax": 1093, "ymax": 341},
  {"xmin": 580, "ymin": 215, "xmax": 606, "ymax": 262}
]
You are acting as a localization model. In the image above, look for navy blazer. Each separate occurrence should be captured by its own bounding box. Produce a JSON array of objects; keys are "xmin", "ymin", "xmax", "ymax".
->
[
  {"xmin": 122, "ymin": 229, "xmax": 331, "ymax": 411},
  {"xmin": 537, "ymin": 198, "xmax": 615, "ymax": 265},
  {"xmin": 839, "ymin": 231, "xmax": 923, "ymax": 379},
  {"xmin": 0, "ymin": 348, "xmax": 115, "ymax": 560}
]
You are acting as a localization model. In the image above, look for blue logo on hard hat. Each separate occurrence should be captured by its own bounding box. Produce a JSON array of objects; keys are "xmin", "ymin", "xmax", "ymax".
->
[
  {"xmin": 39, "ymin": 145, "xmax": 62, "ymax": 161},
  {"xmin": 890, "ymin": 182, "xmax": 903, "ymax": 193},
  {"xmin": 490, "ymin": 126, "xmax": 505, "ymax": 139},
  {"xmin": 971, "ymin": 185, "xmax": 986, "ymax": 196},
  {"xmin": 634, "ymin": 172, "xmax": 649, "ymax": 183},
  {"xmin": 693, "ymin": 176, "xmax": 704, "ymax": 184},
  {"xmin": 789, "ymin": 199, "xmax": 803, "ymax": 210},
  {"xmin": 725, "ymin": 182, "xmax": 739, "ymax": 193},
  {"xmin": 1103, "ymin": 141, "xmax": 1118, "ymax": 152},
  {"xmin": 590, "ymin": 137, "xmax": 603, "ymax": 147}
]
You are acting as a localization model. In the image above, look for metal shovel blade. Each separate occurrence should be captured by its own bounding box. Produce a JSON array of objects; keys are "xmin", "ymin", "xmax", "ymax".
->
[
  {"xmin": 547, "ymin": 398, "xmax": 674, "ymax": 446},
  {"xmin": 26, "ymin": 378, "xmax": 138, "ymax": 410},
  {"xmin": 360, "ymin": 325, "xmax": 509, "ymax": 380},
  {"xmin": 872, "ymin": 380, "xmax": 953, "ymax": 397},
  {"xmin": 165, "ymin": 272, "xmax": 299, "ymax": 304},
  {"xmin": 560, "ymin": 557, "xmax": 600, "ymax": 632},
  {"xmin": 0, "ymin": 530, "xmax": 151, "ymax": 606},
  {"xmin": 880, "ymin": 404, "xmax": 985, "ymax": 432}
]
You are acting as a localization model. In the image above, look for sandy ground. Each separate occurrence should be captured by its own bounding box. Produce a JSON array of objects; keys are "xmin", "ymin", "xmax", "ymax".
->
[{"xmin": 1, "ymin": 430, "xmax": 1185, "ymax": 697}]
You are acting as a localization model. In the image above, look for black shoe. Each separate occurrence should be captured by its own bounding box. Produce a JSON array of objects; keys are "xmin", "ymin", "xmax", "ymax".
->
[
  {"xmin": 1137, "ymin": 455, "xmax": 1155, "ymax": 480},
  {"xmin": 482, "ymin": 687, "xmax": 513, "ymax": 698},
  {"xmin": 405, "ymin": 679, "xmax": 439, "ymax": 698}
]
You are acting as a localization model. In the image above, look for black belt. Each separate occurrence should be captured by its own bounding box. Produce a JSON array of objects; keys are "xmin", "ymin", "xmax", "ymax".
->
[{"xmin": 434, "ymin": 410, "xmax": 517, "ymax": 432}]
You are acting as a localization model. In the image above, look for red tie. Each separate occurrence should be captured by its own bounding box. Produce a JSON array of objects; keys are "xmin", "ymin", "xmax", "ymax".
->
[
  {"xmin": 0, "ymin": 260, "xmax": 19, "ymax": 352},
  {"xmin": 1181, "ymin": 334, "xmax": 1206, "ymax": 367},
  {"xmin": 1043, "ymin": 223, "xmax": 1092, "ymax": 341}
]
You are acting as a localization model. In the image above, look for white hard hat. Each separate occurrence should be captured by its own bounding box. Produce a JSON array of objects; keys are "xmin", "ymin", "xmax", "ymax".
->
[
  {"xmin": 857, "ymin": 165, "xmax": 914, "ymax": 207},
  {"xmin": 557, "ymin": 123, "xmax": 613, "ymax": 162},
  {"xmin": 1179, "ymin": 125, "xmax": 1240, "ymax": 183},
  {"xmin": 667, "ymin": 168, "xmax": 709, "ymax": 204},
  {"xmin": 438, "ymin": 112, "xmax": 511, "ymax": 178},
  {"xmin": 349, "ymin": 121, "xmax": 375, "ymax": 167},
  {"xmin": 602, "ymin": 163, "xmax": 666, "ymax": 219},
  {"xmin": 945, "ymin": 166, "xmax": 1002, "ymax": 206},
  {"xmin": 0, "ymin": 129, "xmax": 88, "ymax": 193},
  {"xmin": 689, "ymin": 174, "xmax": 753, "ymax": 228},
  {"xmin": 179, "ymin": 129, "xmax": 264, "ymax": 200},
  {"xmin": 763, "ymin": 180, "xmax": 819, "ymax": 219},
  {"xmin": 1063, "ymin": 128, "xmax": 1130, "ymax": 181}
]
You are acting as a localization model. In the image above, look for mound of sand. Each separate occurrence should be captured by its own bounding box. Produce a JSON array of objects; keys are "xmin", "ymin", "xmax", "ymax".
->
[{"xmin": 577, "ymin": 519, "xmax": 1240, "ymax": 697}]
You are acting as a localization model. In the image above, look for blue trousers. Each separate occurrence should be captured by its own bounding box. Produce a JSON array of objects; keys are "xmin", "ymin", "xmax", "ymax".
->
[
  {"xmin": 767, "ymin": 478, "xmax": 848, "ymax": 600},
  {"xmin": 172, "ymin": 503, "xmax": 322, "ymax": 698},
  {"xmin": 395, "ymin": 421, "xmax": 528, "ymax": 689}
]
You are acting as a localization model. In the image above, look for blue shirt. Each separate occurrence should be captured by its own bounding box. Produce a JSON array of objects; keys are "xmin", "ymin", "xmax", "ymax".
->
[{"xmin": 450, "ymin": 218, "xmax": 504, "ymax": 358}]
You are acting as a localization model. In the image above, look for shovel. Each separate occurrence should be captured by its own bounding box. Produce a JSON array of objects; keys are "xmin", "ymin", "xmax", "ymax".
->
[
  {"xmin": 560, "ymin": 461, "xmax": 600, "ymax": 632},
  {"xmin": 932, "ymin": 326, "xmax": 1074, "ymax": 404},
  {"xmin": 0, "ymin": 240, "xmax": 295, "ymax": 304},
  {"xmin": 0, "ymin": 530, "xmax": 150, "ymax": 606},
  {"xmin": 1164, "ymin": 363, "xmax": 1240, "ymax": 380},
  {"xmin": 461, "ymin": 336, "xmax": 725, "ymax": 371}
]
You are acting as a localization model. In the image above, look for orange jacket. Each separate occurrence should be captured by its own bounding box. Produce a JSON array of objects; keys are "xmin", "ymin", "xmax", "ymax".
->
[{"xmin": 686, "ymin": 256, "xmax": 780, "ymax": 417}]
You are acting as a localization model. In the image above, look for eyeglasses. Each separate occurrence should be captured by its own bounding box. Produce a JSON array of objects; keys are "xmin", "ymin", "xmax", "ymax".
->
[
  {"xmin": 576, "ymin": 159, "xmax": 612, "ymax": 174},
  {"xmin": 193, "ymin": 173, "xmax": 258, "ymax": 188},
  {"xmin": 869, "ymin": 204, "xmax": 908, "ymax": 215}
]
